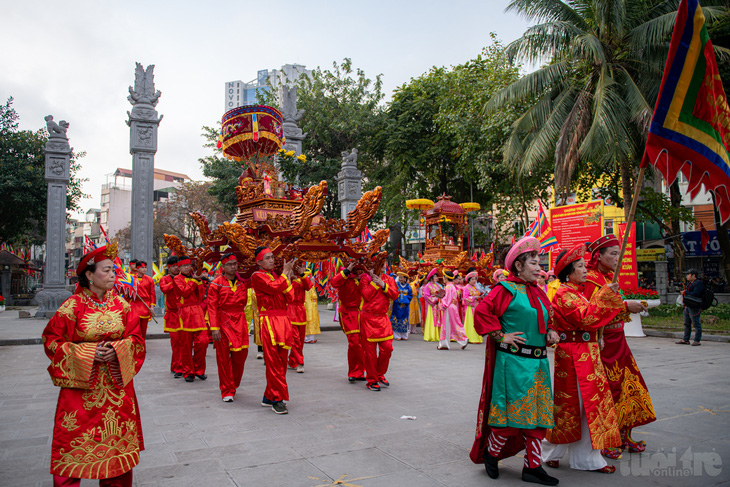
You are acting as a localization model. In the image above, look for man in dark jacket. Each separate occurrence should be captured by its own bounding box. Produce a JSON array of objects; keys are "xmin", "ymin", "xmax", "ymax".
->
[{"xmin": 677, "ymin": 268, "xmax": 704, "ymax": 346}]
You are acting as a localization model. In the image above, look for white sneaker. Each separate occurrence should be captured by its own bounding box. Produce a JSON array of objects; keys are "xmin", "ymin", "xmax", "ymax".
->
[
  {"xmin": 256, "ymin": 352, "xmax": 263, "ymax": 359},
  {"xmin": 296, "ymin": 365, "xmax": 304, "ymax": 373},
  {"xmin": 222, "ymin": 396, "xmax": 234, "ymax": 402}
]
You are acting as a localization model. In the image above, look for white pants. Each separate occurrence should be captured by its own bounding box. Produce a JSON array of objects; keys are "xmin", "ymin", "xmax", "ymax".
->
[
  {"xmin": 394, "ymin": 330, "xmax": 409, "ymax": 340},
  {"xmin": 542, "ymin": 379, "xmax": 607, "ymax": 471},
  {"xmin": 438, "ymin": 312, "xmax": 467, "ymax": 349}
]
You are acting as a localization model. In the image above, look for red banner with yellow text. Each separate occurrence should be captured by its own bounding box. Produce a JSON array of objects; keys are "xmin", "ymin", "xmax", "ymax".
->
[{"xmin": 616, "ymin": 222, "xmax": 638, "ymax": 291}]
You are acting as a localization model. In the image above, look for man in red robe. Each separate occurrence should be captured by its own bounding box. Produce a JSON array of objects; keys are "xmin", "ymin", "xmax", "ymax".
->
[
  {"xmin": 251, "ymin": 247, "xmax": 295, "ymax": 414},
  {"xmin": 358, "ymin": 263, "xmax": 398, "ymax": 391},
  {"xmin": 173, "ymin": 257, "xmax": 209, "ymax": 382},
  {"xmin": 160, "ymin": 256, "xmax": 184, "ymax": 378},
  {"xmin": 208, "ymin": 253, "xmax": 249, "ymax": 402},
  {"xmin": 130, "ymin": 260, "xmax": 156, "ymax": 338},
  {"xmin": 331, "ymin": 261, "xmax": 367, "ymax": 382},
  {"xmin": 287, "ymin": 262, "xmax": 313, "ymax": 373}
]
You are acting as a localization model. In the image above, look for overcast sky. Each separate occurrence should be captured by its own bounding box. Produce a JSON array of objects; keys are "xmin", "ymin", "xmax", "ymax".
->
[{"xmin": 1, "ymin": 0, "xmax": 532, "ymax": 219}]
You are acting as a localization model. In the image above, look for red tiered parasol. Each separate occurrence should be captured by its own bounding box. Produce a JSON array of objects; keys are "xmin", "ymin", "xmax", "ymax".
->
[{"xmin": 219, "ymin": 105, "xmax": 284, "ymax": 161}]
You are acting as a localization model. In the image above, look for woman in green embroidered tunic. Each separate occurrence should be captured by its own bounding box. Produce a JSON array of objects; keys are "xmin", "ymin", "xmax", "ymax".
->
[{"xmin": 469, "ymin": 237, "xmax": 560, "ymax": 486}]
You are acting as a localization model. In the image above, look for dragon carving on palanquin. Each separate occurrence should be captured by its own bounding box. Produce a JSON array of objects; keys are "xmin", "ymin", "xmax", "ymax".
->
[{"xmin": 167, "ymin": 165, "xmax": 387, "ymax": 272}]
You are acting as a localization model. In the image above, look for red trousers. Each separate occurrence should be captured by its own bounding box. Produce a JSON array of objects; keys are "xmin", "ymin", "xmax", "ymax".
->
[
  {"xmin": 139, "ymin": 317, "xmax": 149, "ymax": 338},
  {"xmin": 214, "ymin": 340, "xmax": 248, "ymax": 398},
  {"xmin": 340, "ymin": 309, "xmax": 365, "ymax": 378},
  {"xmin": 180, "ymin": 330, "xmax": 208, "ymax": 376},
  {"xmin": 168, "ymin": 331, "xmax": 184, "ymax": 373},
  {"xmin": 261, "ymin": 315, "xmax": 290, "ymax": 402},
  {"xmin": 361, "ymin": 336, "xmax": 393, "ymax": 386},
  {"xmin": 53, "ymin": 470, "xmax": 133, "ymax": 486},
  {"xmin": 288, "ymin": 324, "xmax": 306, "ymax": 368}
]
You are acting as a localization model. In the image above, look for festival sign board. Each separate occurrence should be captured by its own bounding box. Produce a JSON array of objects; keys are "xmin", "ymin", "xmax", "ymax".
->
[
  {"xmin": 549, "ymin": 201, "xmax": 604, "ymax": 266},
  {"xmin": 617, "ymin": 222, "xmax": 639, "ymax": 291}
]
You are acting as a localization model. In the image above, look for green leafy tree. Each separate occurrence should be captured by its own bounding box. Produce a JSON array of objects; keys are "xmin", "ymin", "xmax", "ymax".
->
[
  {"xmin": 488, "ymin": 0, "xmax": 728, "ymax": 217},
  {"xmin": 377, "ymin": 37, "xmax": 552, "ymax": 249},
  {"xmin": 279, "ymin": 58, "xmax": 386, "ymax": 218},
  {"xmin": 0, "ymin": 97, "xmax": 87, "ymax": 245}
]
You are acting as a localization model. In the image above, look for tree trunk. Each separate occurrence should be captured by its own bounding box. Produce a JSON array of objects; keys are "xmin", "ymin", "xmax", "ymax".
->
[
  {"xmin": 669, "ymin": 181, "xmax": 685, "ymax": 278},
  {"xmin": 711, "ymin": 193, "xmax": 730, "ymax": 281},
  {"xmin": 519, "ymin": 179, "xmax": 529, "ymax": 231},
  {"xmin": 620, "ymin": 158, "xmax": 633, "ymax": 221}
]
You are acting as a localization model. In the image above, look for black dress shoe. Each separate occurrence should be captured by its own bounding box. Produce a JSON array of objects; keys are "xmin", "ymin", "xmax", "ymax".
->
[
  {"xmin": 522, "ymin": 465, "xmax": 559, "ymax": 485},
  {"xmin": 196, "ymin": 374, "xmax": 207, "ymax": 381},
  {"xmin": 184, "ymin": 375, "xmax": 194, "ymax": 382},
  {"xmin": 173, "ymin": 372, "xmax": 183, "ymax": 379},
  {"xmin": 484, "ymin": 451, "xmax": 499, "ymax": 479}
]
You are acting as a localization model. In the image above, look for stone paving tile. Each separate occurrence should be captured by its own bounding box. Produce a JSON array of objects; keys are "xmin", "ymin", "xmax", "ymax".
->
[
  {"xmin": 228, "ymin": 457, "xmax": 330, "ymax": 486},
  {"xmin": 219, "ymin": 445, "xmax": 303, "ymax": 470},
  {"xmin": 307, "ymin": 447, "xmax": 411, "ymax": 479}
]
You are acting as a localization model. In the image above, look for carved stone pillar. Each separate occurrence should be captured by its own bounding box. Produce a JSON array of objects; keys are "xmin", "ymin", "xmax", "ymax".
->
[
  {"xmin": 35, "ymin": 116, "xmax": 73, "ymax": 318},
  {"xmin": 126, "ymin": 63, "xmax": 163, "ymax": 274},
  {"xmin": 336, "ymin": 149, "xmax": 362, "ymax": 221}
]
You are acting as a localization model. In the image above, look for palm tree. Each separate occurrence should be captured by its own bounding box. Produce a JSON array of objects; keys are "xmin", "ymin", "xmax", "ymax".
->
[{"xmin": 488, "ymin": 0, "xmax": 728, "ymax": 217}]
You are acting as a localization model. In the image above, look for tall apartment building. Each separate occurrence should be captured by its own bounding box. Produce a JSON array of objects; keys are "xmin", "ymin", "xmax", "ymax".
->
[
  {"xmin": 100, "ymin": 167, "xmax": 190, "ymax": 239},
  {"xmin": 224, "ymin": 63, "xmax": 310, "ymax": 112}
]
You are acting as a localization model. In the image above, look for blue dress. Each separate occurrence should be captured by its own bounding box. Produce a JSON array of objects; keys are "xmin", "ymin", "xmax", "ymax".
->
[{"xmin": 390, "ymin": 280, "xmax": 413, "ymax": 334}]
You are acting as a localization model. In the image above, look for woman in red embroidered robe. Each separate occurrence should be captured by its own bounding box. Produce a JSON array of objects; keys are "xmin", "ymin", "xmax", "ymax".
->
[
  {"xmin": 43, "ymin": 245, "xmax": 145, "ymax": 487},
  {"xmin": 583, "ymin": 235, "xmax": 654, "ymax": 458},
  {"xmin": 542, "ymin": 244, "xmax": 624, "ymax": 474}
]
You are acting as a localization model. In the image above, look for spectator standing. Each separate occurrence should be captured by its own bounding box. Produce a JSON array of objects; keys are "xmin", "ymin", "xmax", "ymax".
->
[{"xmin": 677, "ymin": 268, "xmax": 704, "ymax": 346}]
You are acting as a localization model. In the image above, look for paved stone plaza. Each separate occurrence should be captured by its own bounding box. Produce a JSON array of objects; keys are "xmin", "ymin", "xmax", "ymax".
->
[{"xmin": 1, "ymin": 309, "xmax": 729, "ymax": 486}]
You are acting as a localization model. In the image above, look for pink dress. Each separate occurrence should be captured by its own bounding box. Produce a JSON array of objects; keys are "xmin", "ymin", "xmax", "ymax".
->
[
  {"xmin": 439, "ymin": 282, "xmax": 468, "ymax": 348},
  {"xmin": 422, "ymin": 283, "xmax": 442, "ymax": 342}
]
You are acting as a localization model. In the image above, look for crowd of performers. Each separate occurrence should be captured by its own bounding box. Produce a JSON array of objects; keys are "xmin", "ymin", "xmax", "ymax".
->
[
  {"xmin": 40, "ymin": 234, "xmax": 657, "ymax": 486},
  {"xmin": 469, "ymin": 235, "xmax": 656, "ymax": 485}
]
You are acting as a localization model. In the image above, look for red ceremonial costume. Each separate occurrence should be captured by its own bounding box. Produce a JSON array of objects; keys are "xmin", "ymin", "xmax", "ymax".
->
[
  {"xmin": 130, "ymin": 273, "xmax": 155, "ymax": 337},
  {"xmin": 358, "ymin": 273, "xmax": 399, "ymax": 386},
  {"xmin": 584, "ymin": 267, "xmax": 656, "ymax": 443},
  {"xmin": 173, "ymin": 272, "xmax": 209, "ymax": 378},
  {"xmin": 208, "ymin": 274, "xmax": 249, "ymax": 399},
  {"xmin": 251, "ymin": 269, "xmax": 294, "ymax": 402},
  {"xmin": 159, "ymin": 273, "xmax": 183, "ymax": 374},
  {"xmin": 331, "ymin": 269, "xmax": 366, "ymax": 379},
  {"xmin": 43, "ymin": 288, "xmax": 145, "ymax": 484},
  {"xmin": 287, "ymin": 273, "xmax": 313, "ymax": 369},
  {"xmin": 546, "ymin": 282, "xmax": 624, "ymax": 450}
]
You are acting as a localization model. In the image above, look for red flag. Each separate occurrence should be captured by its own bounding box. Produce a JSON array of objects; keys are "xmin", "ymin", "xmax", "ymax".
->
[
  {"xmin": 510, "ymin": 235, "xmax": 515, "ymax": 246},
  {"xmin": 471, "ymin": 251, "xmax": 477, "ymax": 261},
  {"xmin": 700, "ymin": 222, "xmax": 709, "ymax": 252}
]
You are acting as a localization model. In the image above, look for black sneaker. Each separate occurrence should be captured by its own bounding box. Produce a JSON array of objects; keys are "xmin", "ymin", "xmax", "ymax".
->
[
  {"xmin": 522, "ymin": 465, "xmax": 559, "ymax": 485},
  {"xmin": 261, "ymin": 396, "xmax": 274, "ymax": 407},
  {"xmin": 196, "ymin": 374, "xmax": 207, "ymax": 381},
  {"xmin": 173, "ymin": 372, "xmax": 183, "ymax": 379},
  {"xmin": 366, "ymin": 382, "xmax": 381, "ymax": 391},
  {"xmin": 379, "ymin": 378, "xmax": 390, "ymax": 387},
  {"xmin": 184, "ymin": 375, "xmax": 194, "ymax": 382},
  {"xmin": 484, "ymin": 451, "xmax": 499, "ymax": 479},
  {"xmin": 272, "ymin": 401, "xmax": 288, "ymax": 414}
]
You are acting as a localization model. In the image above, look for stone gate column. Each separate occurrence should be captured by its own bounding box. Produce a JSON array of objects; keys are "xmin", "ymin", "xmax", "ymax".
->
[
  {"xmin": 126, "ymin": 63, "xmax": 163, "ymax": 273},
  {"xmin": 336, "ymin": 148, "xmax": 362, "ymax": 220},
  {"xmin": 35, "ymin": 116, "xmax": 73, "ymax": 318}
]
